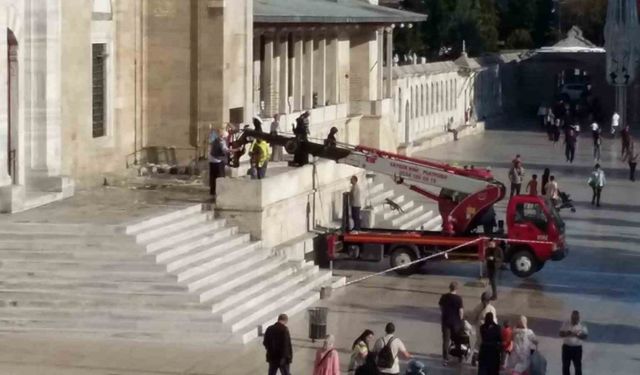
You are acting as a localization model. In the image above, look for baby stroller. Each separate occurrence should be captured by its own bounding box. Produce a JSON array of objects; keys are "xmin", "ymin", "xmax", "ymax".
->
[
  {"xmin": 405, "ymin": 359, "xmax": 427, "ymax": 375},
  {"xmin": 448, "ymin": 320, "xmax": 473, "ymax": 362},
  {"xmin": 557, "ymin": 191, "xmax": 576, "ymax": 212}
]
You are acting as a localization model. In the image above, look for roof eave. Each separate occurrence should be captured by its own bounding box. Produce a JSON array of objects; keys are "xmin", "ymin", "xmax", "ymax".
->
[{"xmin": 254, "ymin": 14, "xmax": 427, "ymax": 24}]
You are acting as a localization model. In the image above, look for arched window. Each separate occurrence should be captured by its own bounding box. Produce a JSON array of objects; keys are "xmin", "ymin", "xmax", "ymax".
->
[
  {"xmin": 430, "ymin": 83, "xmax": 434, "ymax": 114},
  {"xmin": 420, "ymin": 85, "xmax": 424, "ymax": 117},
  {"xmin": 410, "ymin": 86, "xmax": 414, "ymax": 119}
]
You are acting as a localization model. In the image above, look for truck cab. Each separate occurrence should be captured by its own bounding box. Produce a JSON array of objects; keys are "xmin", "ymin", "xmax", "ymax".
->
[{"xmin": 506, "ymin": 195, "xmax": 568, "ymax": 277}]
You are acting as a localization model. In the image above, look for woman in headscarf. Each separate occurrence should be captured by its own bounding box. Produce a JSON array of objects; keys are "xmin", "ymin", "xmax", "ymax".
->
[
  {"xmin": 314, "ymin": 334, "xmax": 341, "ymax": 375},
  {"xmin": 478, "ymin": 312, "xmax": 502, "ymax": 375},
  {"xmin": 348, "ymin": 329, "xmax": 374, "ymax": 374},
  {"xmin": 506, "ymin": 315, "xmax": 538, "ymax": 375}
]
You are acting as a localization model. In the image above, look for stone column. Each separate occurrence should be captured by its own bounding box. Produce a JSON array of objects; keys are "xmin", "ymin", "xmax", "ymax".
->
[
  {"xmin": 326, "ymin": 31, "xmax": 339, "ymax": 106},
  {"xmin": 314, "ymin": 34, "xmax": 327, "ymax": 107},
  {"xmin": 261, "ymin": 34, "xmax": 275, "ymax": 116},
  {"xmin": 303, "ymin": 32, "xmax": 314, "ymax": 109},
  {"xmin": 0, "ymin": 23, "xmax": 10, "ymax": 186},
  {"xmin": 377, "ymin": 28, "xmax": 384, "ymax": 100},
  {"xmin": 293, "ymin": 32, "xmax": 304, "ymax": 111},
  {"xmin": 385, "ymin": 27, "xmax": 393, "ymax": 98},
  {"xmin": 253, "ymin": 33, "xmax": 262, "ymax": 116},
  {"xmin": 278, "ymin": 32, "xmax": 289, "ymax": 114}
]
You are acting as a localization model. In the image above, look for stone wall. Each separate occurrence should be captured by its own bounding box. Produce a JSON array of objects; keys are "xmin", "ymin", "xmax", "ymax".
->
[{"xmin": 215, "ymin": 161, "xmax": 364, "ymax": 249}]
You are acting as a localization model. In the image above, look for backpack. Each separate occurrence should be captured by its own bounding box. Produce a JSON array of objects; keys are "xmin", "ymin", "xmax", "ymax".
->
[
  {"xmin": 210, "ymin": 138, "xmax": 228, "ymax": 163},
  {"xmin": 376, "ymin": 337, "xmax": 396, "ymax": 369}
]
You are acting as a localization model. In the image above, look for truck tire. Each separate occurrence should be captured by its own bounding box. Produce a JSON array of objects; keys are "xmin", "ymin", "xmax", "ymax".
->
[
  {"xmin": 509, "ymin": 250, "xmax": 538, "ymax": 278},
  {"xmin": 390, "ymin": 247, "xmax": 418, "ymax": 276}
]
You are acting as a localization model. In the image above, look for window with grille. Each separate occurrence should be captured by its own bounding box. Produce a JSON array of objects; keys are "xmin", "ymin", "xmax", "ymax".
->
[{"xmin": 92, "ymin": 43, "xmax": 107, "ymax": 138}]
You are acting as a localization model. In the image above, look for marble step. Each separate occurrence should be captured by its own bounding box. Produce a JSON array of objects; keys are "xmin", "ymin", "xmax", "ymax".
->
[
  {"xmin": 0, "ymin": 268, "xmax": 176, "ymax": 283},
  {"xmin": 0, "ymin": 223, "xmax": 122, "ymax": 236},
  {"xmin": 0, "ymin": 278, "xmax": 187, "ymax": 294},
  {"xmin": 0, "ymin": 289, "xmax": 203, "ymax": 311},
  {"xmin": 367, "ymin": 183, "xmax": 385, "ymax": 196},
  {"xmin": 209, "ymin": 261, "xmax": 305, "ymax": 314},
  {"xmin": 239, "ymin": 290, "xmax": 320, "ymax": 344},
  {"xmin": 368, "ymin": 189, "xmax": 395, "ymax": 205},
  {"xmin": 0, "ymin": 258, "xmax": 166, "ymax": 273},
  {"xmin": 228, "ymin": 270, "xmax": 333, "ymax": 333},
  {"xmin": 372, "ymin": 194, "xmax": 406, "ymax": 214},
  {"xmin": 197, "ymin": 256, "xmax": 288, "ymax": 303},
  {"xmin": 134, "ymin": 212, "xmax": 211, "ymax": 243},
  {"xmin": 154, "ymin": 230, "xmax": 245, "ymax": 264},
  {"xmin": 381, "ymin": 199, "xmax": 415, "ymax": 220},
  {"xmin": 144, "ymin": 221, "xmax": 231, "ymax": 253},
  {"xmin": 0, "ymin": 249, "xmax": 151, "ymax": 262},
  {"xmin": 218, "ymin": 263, "xmax": 320, "ymax": 323},
  {"xmin": 124, "ymin": 204, "xmax": 203, "ymax": 235},
  {"xmin": 0, "ymin": 233, "xmax": 137, "ymax": 247},
  {"xmin": 399, "ymin": 210, "xmax": 436, "ymax": 230},
  {"xmin": 387, "ymin": 205, "xmax": 425, "ymax": 227},
  {"xmin": 172, "ymin": 240, "xmax": 261, "ymax": 281},
  {"xmin": 424, "ymin": 215, "xmax": 443, "ymax": 231}
]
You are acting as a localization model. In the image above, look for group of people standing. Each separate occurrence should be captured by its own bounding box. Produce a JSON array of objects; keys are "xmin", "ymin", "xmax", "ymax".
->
[
  {"xmin": 508, "ymin": 156, "xmax": 560, "ymax": 205},
  {"xmin": 259, "ymin": 281, "xmax": 589, "ymax": 375}
]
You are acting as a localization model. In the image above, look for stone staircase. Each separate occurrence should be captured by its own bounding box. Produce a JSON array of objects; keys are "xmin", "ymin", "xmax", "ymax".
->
[
  {"xmin": 0, "ymin": 204, "xmax": 343, "ymax": 344},
  {"xmin": 366, "ymin": 179, "xmax": 442, "ymax": 231}
]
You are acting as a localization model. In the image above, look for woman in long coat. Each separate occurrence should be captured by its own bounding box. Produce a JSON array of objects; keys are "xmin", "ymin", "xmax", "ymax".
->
[{"xmin": 478, "ymin": 312, "xmax": 502, "ymax": 375}]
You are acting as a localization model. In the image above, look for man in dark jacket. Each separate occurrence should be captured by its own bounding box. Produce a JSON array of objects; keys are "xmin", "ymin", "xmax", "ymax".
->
[
  {"xmin": 263, "ymin": 314, "xmax": 292, "ymax": 375},
  {"xmin": 485, "ymin": 240, "xmax": 504, "ymax": 300}
]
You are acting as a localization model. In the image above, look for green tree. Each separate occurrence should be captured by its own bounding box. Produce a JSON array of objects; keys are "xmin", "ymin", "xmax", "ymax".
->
[{"xmin": 506, "ymin": 29, "xmax": 534, "ymax": 49}]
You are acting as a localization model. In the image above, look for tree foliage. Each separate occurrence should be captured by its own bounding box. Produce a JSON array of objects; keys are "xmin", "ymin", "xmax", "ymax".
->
[{"xmin": 393, "ymin": 0, "xmax": 607, "ymax": 60}]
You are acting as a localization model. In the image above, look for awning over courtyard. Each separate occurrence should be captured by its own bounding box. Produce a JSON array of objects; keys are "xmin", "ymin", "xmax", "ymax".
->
[{"xmin": 254, "ymin": 0, "xmax": 427, "ymax": 24}]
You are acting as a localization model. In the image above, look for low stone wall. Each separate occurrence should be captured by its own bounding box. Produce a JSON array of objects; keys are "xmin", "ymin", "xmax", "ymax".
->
[
  {"xmin": 399, "ymin": 121, "xmax": 486, "ymax": 156},
  {"xmin": 215, "ymin": 160, "xmax": 364, "ymax": 250}
]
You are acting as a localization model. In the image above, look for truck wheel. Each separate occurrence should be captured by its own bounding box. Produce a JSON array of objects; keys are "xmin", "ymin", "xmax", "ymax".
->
[
  {"xmin": 510, "ymin": 250, "xmax": 538, "ymax": 278},
  {"xmin": 285, "ymin": 139, "xmax": 299, "ymax": 154},
  {"xmin": 390, "ymin": 247, "xmax": 418, "ymax": 276}
]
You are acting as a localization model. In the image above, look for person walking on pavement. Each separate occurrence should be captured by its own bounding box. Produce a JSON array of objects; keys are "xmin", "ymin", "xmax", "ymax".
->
[
  {"xmin": 591, "ymin": 121, "xmax": 602, "ymax": 162},
  {"xmin": 270, "ymin": 114, "xmax": 283, "ymax": 162},
  {"xmin": 611, "ymin": 111, "xmax": 620, "ymax": 135},
  {"xmin": 478, "ymin": 312, "xmax": 502, "ymax": 375},
  {"xmin": 508, "ymin": 162, "xmax": 525, "ymax": 197},
  {"xmin": 526, "ymin": 174, "xmax": 538, "ymax": 196},
  {"xmin": 588, "ymin": 164, "xmax": 606, "ymax": 207},
  {"xmin": 627, "ymin": 142, "xmax": 638, "ymax": 181},
  {"xmin": 439, "ymin": 281, "xmax": 464, "ymax": 367},
  {"xmin": 541, "ymin": 168, "xmax": 550, "ymax": 196},
  {"xmin": 564, "ymin": 127, "xmax": 577, "ymax": 163},
  {"xmin": 559, "ymin": 310, "xmax": 588, "ymax": 375},
  {"xmin": 349, "ymin": 329, "xmax": 375, "ymax": 375},
  {"xmin": 485, "ymin": 241, "xmax": 503, "ymax": 300},
  {"xmin": 545, "ymin": 175, "xmax": 560, "ymax": 206},
  {"xmin": 506, "ymin": 316, "xmax": 538, "ymax": 375},
  {"xmin": 263, "ymin": 314, "xmax": 293, "ymax": 375},
  {"xmin": 350, "ymin": 175, "xmax": 364, "ymax": 231},
  {"xmin": 372, "ymin": 322, "xmax": 411, "ymax": 375},
  {"xmin": 471, "ymin": 292, "xmax": 498, "ymax": 367},
  {"xmin": 314, "ymin": 334, "xmax": 340, "ymax": 375},
  {"xmin": 621, "ymin": 125, "xmax": 631, "ymax": 160}
]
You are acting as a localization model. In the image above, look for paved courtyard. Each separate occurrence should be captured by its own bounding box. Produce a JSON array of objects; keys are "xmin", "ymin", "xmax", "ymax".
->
[{"xmin": 1, "ymin": 123, "xmax": 639, "ymax": 374}]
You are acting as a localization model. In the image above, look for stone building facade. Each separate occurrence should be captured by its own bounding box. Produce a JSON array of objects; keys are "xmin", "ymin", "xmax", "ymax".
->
[{"xmin": 0, "ymin": 0, "xmax": 254, "ymax": 213}]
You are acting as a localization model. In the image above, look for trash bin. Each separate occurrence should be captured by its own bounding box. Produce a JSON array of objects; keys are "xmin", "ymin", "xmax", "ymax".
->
[{"xmin": 308, "ymin": 307, "xmax": 328, "ymax": 342}]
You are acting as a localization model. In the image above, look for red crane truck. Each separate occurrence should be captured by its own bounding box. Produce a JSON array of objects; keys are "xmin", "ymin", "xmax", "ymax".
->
[{"xmin": 233, "ymin": 130, "xmax": 568, "ymax": 278}]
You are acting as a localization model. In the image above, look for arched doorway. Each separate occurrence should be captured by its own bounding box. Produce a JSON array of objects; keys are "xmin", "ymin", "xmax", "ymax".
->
[{"xmin": 7, "ymin": 29, "xmax": 18, "ymax": 183}]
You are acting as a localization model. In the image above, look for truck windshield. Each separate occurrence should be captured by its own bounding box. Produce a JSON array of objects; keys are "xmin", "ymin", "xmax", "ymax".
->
[{"xmin": 547, "ymin": 199, "xmax": 565, "ymax": 234}]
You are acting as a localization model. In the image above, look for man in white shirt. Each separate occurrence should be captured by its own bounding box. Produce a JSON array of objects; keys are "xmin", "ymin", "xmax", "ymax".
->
[
  {"xmin": 349, "ymin": 176, "xmax": 364, "ymax": 231},
  {"xmin": 559, "ymin": 310, "xmax": 588, "ymax": 375},
  {"xmin": 372, "ymin": 322, "xmax": 411, "ymax": 375},
  {"xmin": 611, "ymin": 112, "xmax": 620, "ymax": 135}
]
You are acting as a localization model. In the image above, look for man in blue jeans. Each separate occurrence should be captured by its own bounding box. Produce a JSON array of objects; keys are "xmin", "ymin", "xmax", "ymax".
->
[{"xmin": 559, "ymin": 310, "xmax": 588, "ymax": 375}]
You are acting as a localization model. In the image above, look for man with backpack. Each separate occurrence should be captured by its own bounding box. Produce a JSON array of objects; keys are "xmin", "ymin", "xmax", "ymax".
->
[{"xmin": 372, "ymin": 322, "xmax": 411, "ymax": 374}]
